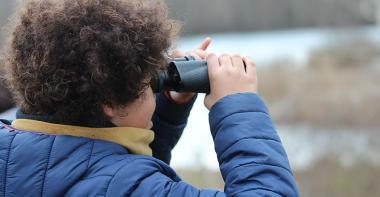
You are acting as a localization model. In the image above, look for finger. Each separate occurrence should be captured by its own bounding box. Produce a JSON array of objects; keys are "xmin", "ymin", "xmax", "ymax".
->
[
  {"xmin": 187, "ymin": 52, "xmax": 202, "ymax": 60},
  {"xmin": 194, "ymin": 49, "xmax": 208, "ymax": 59},
  {"xmin": 219, "ymin": 54, "xmax": 233, "ymax": 67},
  {"xmin": 207, "ymin": 53, "xmax": 220, "ymax": 78},
  {"xmin": 243, "ymin": 56, "xmax": 256, "ymax": 76},
  {"xmin": 232, "ymin": 54, "xmax": 244, "ymax": 71},
  {"xmin": 197, "ymin": 37, "xmax": 212, "ymax": 51},
  {"xmin": 171, "ymin": 50, "xmax": 186, "ymax": 58}
]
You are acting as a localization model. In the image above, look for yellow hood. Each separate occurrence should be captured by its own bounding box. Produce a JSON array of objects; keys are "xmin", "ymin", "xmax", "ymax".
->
[{"xmin": 11, "ymin": 119, "xmax": 154, "ymax": 156}]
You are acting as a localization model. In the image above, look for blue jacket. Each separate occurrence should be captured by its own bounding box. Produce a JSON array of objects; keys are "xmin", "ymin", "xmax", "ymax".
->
[{"xmin": 0, "ymin": 93, "xmax": 298, "ymax": 196}]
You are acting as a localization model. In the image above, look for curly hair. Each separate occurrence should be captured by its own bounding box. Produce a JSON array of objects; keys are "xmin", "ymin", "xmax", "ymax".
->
[{"xmin": 3, "ymin": 0, "xmax": 179, "ymax": 126}]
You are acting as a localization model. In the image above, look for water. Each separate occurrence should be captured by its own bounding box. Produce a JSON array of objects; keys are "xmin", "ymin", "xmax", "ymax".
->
[
  {"xmin": 278, "ymin": 126, "xmax": 380, "ymax": 170},
  {"xmin": 176, "ymin": 26, "xmax": 380, "ymax": 66}
]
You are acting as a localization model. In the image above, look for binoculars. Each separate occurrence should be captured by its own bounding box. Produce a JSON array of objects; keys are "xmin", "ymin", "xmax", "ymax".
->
[{"xmin": 151, "ymin": 56, "xmax": 210, "ymax": 94}]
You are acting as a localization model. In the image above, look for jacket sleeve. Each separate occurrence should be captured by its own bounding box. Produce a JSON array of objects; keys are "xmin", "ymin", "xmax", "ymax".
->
[
  {"xmin": 111, "ymin": 93, "xmax": 298, "ymax": 197},
  {"xmin": 208, "ymin": 93, "xmax": 299, "ymax": 196},
  {"xmin": 150, "ymin": 92, "xmax": 197, "ymax": 164}
]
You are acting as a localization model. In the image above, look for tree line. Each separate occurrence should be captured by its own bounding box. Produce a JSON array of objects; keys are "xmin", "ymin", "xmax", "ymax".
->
[{"xmin": 166, "ymin": 0, "xmax": 378, "ymax": 35}]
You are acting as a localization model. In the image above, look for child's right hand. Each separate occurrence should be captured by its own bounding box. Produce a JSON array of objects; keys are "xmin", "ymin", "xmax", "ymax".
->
[{"xmin": 204, "ymin": 54, "xmax": 258, "ymax": 110}]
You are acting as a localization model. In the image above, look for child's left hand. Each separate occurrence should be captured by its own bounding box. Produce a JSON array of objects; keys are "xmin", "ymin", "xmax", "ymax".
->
[{"xmin": 167, "ymin": 37, "xmax": 212, "ymax": 104}]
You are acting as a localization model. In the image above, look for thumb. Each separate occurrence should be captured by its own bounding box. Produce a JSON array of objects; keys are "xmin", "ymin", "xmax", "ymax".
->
[
  {"xmin": 204, "ymin": 94, "xmax": 212, "ymax": 110},
  {"xmin": 171, "ymin": 50, "xmax": 186, "ymax": 58},
  {"xmin": 204, "ymin": 94, "xmax": 216, "ymax": 110}
]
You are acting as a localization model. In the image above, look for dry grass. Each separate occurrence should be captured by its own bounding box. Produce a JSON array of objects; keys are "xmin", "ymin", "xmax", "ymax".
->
[
  {"xmin": 176, "ymin": 156, "xmax": 380, "ymax": 197},
  {"xmin": 295, "ymin": 156, "xmax": 380, "ymax": 197},
  {"xmin": 175, "ymin": 168, "xmax": 224, "ymax": 190},
  {"xmin": 258, "ymin": 38, "xmax": 380, "ymax": 129}
]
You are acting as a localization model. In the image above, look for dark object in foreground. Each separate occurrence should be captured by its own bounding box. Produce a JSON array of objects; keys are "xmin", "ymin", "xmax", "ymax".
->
[{"xmin": 152, "ymin": 56, "xmax": 210, "ymax": 93}]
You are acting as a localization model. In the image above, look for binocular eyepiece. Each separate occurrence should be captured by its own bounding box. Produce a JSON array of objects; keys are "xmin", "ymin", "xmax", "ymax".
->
[{"xmin": 151, "ymin": 56, "xmax": 210, "ymax": 94}]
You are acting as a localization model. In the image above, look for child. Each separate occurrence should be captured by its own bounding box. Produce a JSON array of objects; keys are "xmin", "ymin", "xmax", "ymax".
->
[{"xmin": 0, "ymin": 0, "xmax": 298, "ymax": 196}]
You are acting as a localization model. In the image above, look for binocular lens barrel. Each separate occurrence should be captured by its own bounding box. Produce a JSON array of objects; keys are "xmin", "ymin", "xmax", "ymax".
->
[{"xmin": 152, "ymin": 56, "xmax": 210, "ymax": 93}]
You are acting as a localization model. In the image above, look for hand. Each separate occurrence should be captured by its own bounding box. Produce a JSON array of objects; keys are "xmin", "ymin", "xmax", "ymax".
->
[
  {"xmin": 167, "ymin": 37, "xmax": 212, "ymax": 104},
  {"xmin": 204, "ymin": 54, "xmax": 258, "ymax": 110}
]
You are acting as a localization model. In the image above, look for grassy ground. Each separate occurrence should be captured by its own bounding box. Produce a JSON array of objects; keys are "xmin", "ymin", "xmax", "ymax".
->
[
  {"xmin": 295, "ymin": 156, "xmax": 380, "ymax": 197},
  {"xmin": 175, "ymin": 157, "xmax": 380, "ymax": 196},
  {"xmin": 259, "ymin": 38, "xmax": 380, "ymax": 130}
]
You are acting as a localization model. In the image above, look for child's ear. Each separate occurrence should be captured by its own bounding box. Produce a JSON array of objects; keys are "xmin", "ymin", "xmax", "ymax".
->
[{"xmin": 102, "ymin": 104, "xmax": 115, "ymax": 119}]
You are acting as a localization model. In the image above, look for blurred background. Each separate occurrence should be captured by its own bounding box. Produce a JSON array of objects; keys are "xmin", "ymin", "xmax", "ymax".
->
[{"xmin": 1, "ymin": 0, "xmax": 380, "ymax": 196}]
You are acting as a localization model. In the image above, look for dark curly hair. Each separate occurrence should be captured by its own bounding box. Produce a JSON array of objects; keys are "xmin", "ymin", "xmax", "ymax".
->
[{"xmin": 3, "ymin": 0, "xmax": 179, "ymax": 126}]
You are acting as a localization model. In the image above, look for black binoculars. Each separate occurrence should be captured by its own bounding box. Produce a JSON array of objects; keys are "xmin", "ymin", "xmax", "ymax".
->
[{"xmin": 151, "ymin": 56, "xmax": 210, "ymax": 94}]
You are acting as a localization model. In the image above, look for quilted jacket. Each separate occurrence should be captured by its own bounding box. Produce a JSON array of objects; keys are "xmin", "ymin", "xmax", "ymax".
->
[{"xmin": 0, "ymin": 93, "xmax": 298, "ymax": 196}]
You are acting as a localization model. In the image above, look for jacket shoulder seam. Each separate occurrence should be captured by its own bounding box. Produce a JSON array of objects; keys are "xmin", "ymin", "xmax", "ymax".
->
[
  {"xmin": 104, "ymin": 157, "xmax": 140, "ymax": 196},
  {"xmin": 41, "ymin": 135, "xmax": 56, "ymax": 196},
  {"xmin": 104, "ymin": 157, "xmax": 167, "ymax": 196},
  {"xmin": 85, "ymin": 141, "xmax": 95, "ymax": 170},
  {"xmin": 2, "ymin": 132, "xmax": 17, "ymax": 196}
]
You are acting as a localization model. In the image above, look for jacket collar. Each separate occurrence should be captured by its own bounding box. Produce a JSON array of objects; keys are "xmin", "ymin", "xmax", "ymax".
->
[
  {"xmin": 11, "ymin": 119, "xmax": 154, "ymax": 156},
  {"xmin": 16, "ymin": 109, "xmax": 115, "ymax": 128}
]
